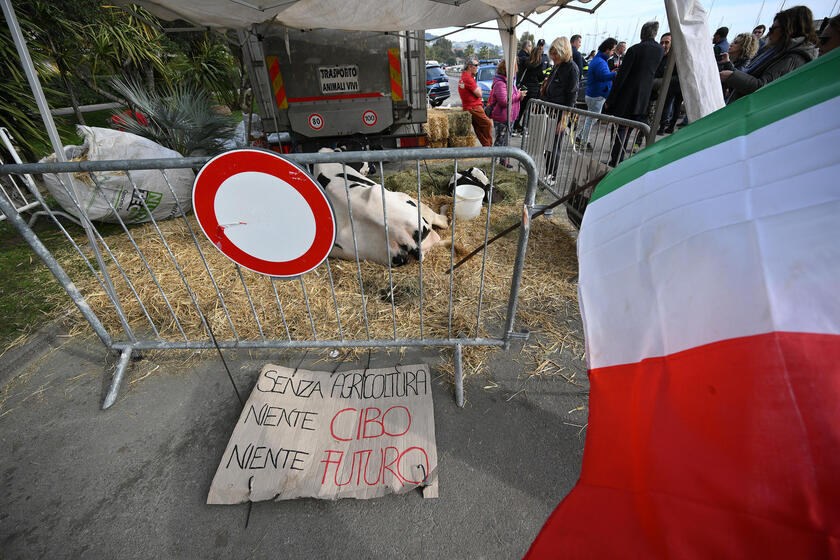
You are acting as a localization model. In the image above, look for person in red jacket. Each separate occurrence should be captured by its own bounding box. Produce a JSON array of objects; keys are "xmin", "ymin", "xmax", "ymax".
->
[{"xmin": 458, "ymin": 59, "xmax": 493, "ymax": 146}]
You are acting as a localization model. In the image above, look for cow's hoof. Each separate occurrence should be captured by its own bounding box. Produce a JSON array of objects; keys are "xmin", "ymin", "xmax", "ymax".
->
[{"xmin": 398, "ymin": 242, "xmax": 421, "ymax": 262}]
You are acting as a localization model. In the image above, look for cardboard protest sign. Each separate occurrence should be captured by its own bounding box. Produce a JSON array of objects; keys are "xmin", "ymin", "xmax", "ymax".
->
[{"xmin": 207, "ymin": 363, "xmax": 438, "ymax": 504}]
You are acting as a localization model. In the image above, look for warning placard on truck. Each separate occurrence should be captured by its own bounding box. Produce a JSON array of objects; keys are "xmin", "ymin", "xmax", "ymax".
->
[{"xmin": 318, "ymin": 65, "xmax": 360, "ymax": 95}]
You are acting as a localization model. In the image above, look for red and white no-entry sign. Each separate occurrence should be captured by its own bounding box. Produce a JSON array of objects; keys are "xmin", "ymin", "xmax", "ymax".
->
[
  {"xmin": 362, "ymin": 110, "xmax": 377, "ymax": 127},
  {"xmin": 308, "ymin": 113, "xmax": 324, "ymax": 130},
  {"xmin": 193, "ymin": 149, "xmax": 335, "ymax": 278}
]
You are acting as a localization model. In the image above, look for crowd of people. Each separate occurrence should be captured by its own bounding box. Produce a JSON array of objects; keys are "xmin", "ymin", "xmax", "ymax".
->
[{"xmin": 457, "ymin": 5, "xmax": 839, "ymax": 165}]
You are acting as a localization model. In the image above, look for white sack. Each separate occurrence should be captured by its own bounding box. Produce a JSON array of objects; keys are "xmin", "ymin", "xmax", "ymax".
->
[{"xmin": 39, "ymin": 126, "xmax": 194, "ymax": 224}]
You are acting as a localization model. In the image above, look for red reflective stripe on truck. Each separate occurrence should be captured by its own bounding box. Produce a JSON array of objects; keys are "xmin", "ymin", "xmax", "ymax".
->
[
  {"xmin": 388, "ymin": 48, "xmax": 403, "ymax": 101},
  {"xmin": 265, "ymin": 56, "xmax": 288, "ymax": 109},
  {"xmin": 287, "ymin": 92, "xmax": 386, "ymax": 102}
]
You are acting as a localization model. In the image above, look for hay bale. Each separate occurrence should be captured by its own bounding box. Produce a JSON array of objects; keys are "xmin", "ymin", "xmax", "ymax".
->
[
  {"xmin": 448, "ymin": 134, "xmax": 478, "ymax": 148},
  {"xmin": 446, "ymin": 110, "xmax": 473, "ymax": 137},
  {"xmin": 428, "ymin": 139, "xmax": 447, "ymax": 149},
  {"xmin": 425, "ymin": 109, "xmax": 450, "ymax": 142},
  {"xmin": 384, "ymin": 162, "xmax": 526, "ymax": 203}
]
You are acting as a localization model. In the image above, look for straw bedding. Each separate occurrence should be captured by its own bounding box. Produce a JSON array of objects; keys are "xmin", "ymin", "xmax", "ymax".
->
[{"xmin": 49, "ymin": 161, "xmax": 584, "ymax": 381}]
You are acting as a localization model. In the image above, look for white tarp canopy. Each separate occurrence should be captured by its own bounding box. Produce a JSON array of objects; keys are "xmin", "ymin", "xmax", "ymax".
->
[
  {"xmin": 135, "ymin": 0, "xmax": 577, "ymax": 31},
  {"xmin": 135, "ymin": 0, "xmax": 723, "ymax": 128}
]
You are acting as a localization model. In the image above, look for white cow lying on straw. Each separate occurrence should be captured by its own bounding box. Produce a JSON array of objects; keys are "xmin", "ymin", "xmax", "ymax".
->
[{"xmin": 313, "ymin": 149, "xmax": 448, "ymax": 267}]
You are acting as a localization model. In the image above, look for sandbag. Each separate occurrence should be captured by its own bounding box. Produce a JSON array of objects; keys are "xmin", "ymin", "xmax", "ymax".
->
[{"xmin": 38, "ymin": 126, "xmax": 194, "ymax": 224}]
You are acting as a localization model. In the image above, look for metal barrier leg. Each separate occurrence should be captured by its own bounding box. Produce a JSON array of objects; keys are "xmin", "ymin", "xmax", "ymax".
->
[
  {"xmin": 454, "ymin": 342, "xmax": 464, "ymax": 408},
  {"xmin": 103, "ymin": 346, "xmax": 133, "ymax": 410}
]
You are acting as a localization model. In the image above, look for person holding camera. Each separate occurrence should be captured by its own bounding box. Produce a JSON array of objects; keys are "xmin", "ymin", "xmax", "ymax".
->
[
  {"xmin": 487, "ymin": 59, "xmax": 526, "ymax": 167},
  {"xmin": 512, "ymin": 39, "xmax": 547, "ymax": 134}
]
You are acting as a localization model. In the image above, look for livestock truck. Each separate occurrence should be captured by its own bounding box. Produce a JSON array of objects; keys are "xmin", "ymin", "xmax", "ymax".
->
[{"xmin": 239, "ymin": 26, "xmax": 429, "ymax": 152}]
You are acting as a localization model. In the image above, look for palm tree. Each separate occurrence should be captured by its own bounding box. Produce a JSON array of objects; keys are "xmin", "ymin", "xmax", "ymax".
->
[
  {"xmin": 0, "ymin": 4, "xmax": 74, "ymax": 159},
  {"xmin": 167, "ymin": 34, "xmax": 241, "ymax": 109},
  {"xmin": 29, "ymin": 1, "xmax": 87, "ymax": 124},
  {"xmin": 78, "ymin": 5, "xmax": 167, "ymax": 102},
  {"xmin": 109, "ymin": 77, "xmax": 236, "ymax": 156}
]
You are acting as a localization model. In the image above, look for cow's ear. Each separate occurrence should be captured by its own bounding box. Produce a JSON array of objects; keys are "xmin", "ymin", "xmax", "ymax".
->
[
  {"xmin": 463, "ymin": 167, "xmax": 477, "ymax": 180},
  {"xmin": 471, "ymin": 167, "xmax": 490, "ymax": 185}
]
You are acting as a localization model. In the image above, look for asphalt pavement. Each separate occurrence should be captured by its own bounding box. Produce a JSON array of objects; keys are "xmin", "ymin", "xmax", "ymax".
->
[
  {"xmin": 441, "ymin": 75, "xmax": 462, "ymax": 108},
  {"xmin": 0, "ymin": 316, "xmax": 589, "ymax": 559}
]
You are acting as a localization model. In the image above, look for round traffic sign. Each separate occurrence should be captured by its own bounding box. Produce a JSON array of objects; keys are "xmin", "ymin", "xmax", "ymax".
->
[
  {"xmin": 362, "ymin": 110, "xmax": 377, "ymax": 127},
  {"xmin": 308, "ymin": 113, "xmax": 324, "ymax": 130},
  {"xmin": 192, "ymin": 149, "xmax": 335, "ymax": 278}
]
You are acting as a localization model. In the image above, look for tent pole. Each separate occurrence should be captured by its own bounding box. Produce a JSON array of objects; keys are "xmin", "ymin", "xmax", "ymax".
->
[
  {"xmin": 497, "ymin": 14, "xmax": 518, "ymax": 152},
  {"xmin": 648, "ymin": 42, "xmax": 676, "ymax": 145}
]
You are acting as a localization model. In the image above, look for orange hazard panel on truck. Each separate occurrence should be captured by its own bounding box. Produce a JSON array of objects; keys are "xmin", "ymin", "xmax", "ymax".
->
[
  {"xmin": 265, "ymin": 56, "xmax": 288, "ymax": 109},
  {"xmin": 388, "ymin": 48, "xmax": 403, "ymax": 102}
]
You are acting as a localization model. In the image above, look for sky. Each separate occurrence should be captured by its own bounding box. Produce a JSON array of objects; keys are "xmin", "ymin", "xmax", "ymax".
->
[{"xmin": 430, "ymin": 0, "xmax": 838, "ymax": 54}]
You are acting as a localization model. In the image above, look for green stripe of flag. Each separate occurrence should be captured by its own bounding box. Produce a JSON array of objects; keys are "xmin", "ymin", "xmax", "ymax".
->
[{"xmin": 590, "ymin": 48, "xmax": 840, "ymax": 204}]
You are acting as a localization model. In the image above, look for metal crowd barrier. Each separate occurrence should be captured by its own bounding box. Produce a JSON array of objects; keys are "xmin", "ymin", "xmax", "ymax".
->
[
  {"xmin": 0, "ymin": 128, "xmax": 46, "ymax": 222},
  {"xmin": 520, "ymin": 99, "xmax": 650, "ymax": 228},
  {"xmin": 0, "ymin": 146, "xmax": 537, "ymax": 410}
]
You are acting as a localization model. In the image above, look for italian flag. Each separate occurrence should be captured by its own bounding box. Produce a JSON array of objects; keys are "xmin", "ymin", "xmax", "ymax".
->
[{"xmin": 527, "ymin": 50, "xmax": 840, "ymax": 557}]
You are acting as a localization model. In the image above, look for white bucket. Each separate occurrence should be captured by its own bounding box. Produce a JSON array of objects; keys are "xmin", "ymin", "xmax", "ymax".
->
[{"xmin": 454, "ymin": 184, "xmax": 485, "ymax": 220}]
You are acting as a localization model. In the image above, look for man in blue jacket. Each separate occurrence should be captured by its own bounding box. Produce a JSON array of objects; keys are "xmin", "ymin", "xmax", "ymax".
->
[{"xmin": 575, "ymin": 37, "xmax": 617, "ymax": 151}]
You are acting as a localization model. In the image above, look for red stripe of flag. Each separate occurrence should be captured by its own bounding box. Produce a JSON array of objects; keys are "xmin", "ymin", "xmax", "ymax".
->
[{"xmin": 526, "ymin": 331, "xmax": 840, "ymax": 558}]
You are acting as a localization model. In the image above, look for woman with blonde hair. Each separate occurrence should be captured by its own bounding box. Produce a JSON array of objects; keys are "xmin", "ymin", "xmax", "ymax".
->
[
  {"xmin": 539, "ymin": 37, "xmax": 579, "ymax": 179},
  {"xmin": 720, "ymin": 32, "xmax": 760, "ymax": 71},
  {"xmin": 541, "ymin": 36, "xmax": 579, "ymax": 107}
]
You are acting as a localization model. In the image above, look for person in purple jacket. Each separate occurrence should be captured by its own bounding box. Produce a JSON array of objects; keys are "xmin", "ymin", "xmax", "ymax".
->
[
  {"xmin": 575, "ymin": 37, "xmax": 617, "ymax": 151},
  {"xmin": 487, "ymin": 59, "xmax": 524, "ymax": 167}
]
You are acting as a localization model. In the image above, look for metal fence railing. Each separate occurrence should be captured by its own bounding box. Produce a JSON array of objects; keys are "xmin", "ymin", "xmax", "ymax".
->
[
  {"xmin": 0, "ymin": 146, "xmax": 537, "ymax": 410},
  {"xmin": 520, "ymin": 99, "xmax": 650, "ymax": 228},
  {"xmin": 0, "ymin": 128, "xmax": 42, "ymax": 221}
]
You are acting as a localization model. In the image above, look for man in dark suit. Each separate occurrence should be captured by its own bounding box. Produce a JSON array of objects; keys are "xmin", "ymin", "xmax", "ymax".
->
[
  {"xmin": 604, "ymin": 21, "xmax": 664, "ymax": 166},
  {"xmin": 571, "ymin": 34, "xmax": 584, "ymax": 75}
]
